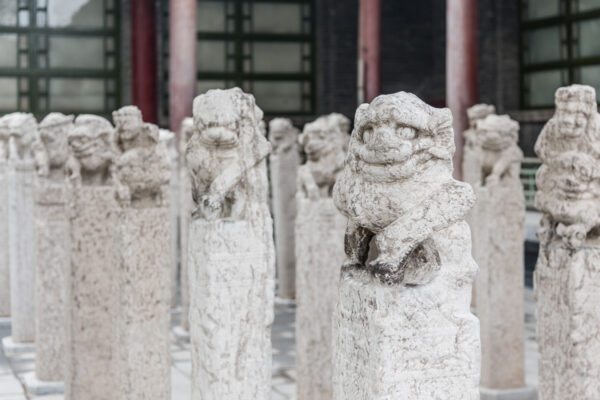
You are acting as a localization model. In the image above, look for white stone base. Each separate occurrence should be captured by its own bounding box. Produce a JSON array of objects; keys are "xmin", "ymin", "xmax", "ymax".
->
[
  {"xmin": 0, "ymin": 317, "xmax": 10, "ymax": 328},
  {"xmin": 172, "ymin": 325, "xmax": 190, "ymax": 342},
  {"xmin": 333, "ymin": 222, "xmax": 480, "ymax": 400},
  {"xmin": 22, "ymin": 371, "xmax": 64, "ymax": 395},
  {"xmin": 1, "ymin": 336, "xmax": 34, "ymax": 357},
  {"xmin": 480, "ymin": 386, "xmax": 537, "ymax": 400}
]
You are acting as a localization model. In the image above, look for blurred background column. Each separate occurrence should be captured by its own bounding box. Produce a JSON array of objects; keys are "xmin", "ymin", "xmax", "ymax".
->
[
  {"xmin": 131, "ymin": 0, "xmax": 158, "ymax": 123},
  {"xmin": 169, "ymin": 0, "xmax": 197, "ymax": 137},
  {"xmin": 446, "ymin": 0, "xmax": 478, "ymax": 180},
  {"xmin": 358, "ymin": 0, "xmax": 381, "ymax": 104}
]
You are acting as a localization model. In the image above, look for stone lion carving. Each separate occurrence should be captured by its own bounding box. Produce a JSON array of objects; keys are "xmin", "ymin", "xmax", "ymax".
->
[
  {"xmin": 297, "ymin": 113, "xmax": 349, "ymax": 199},
  {"xmin": 66, "ymin": 114, "xmax": 116, "ymax": 186},
  {"xmin": 535, "ymin": 84, "xmax": 600, "ymax": 249},
  {"xmin": 186, "ymin": 87, "xmax": 271, "ymax": 221},
  {"xmin": 462, "ymin": 104, "xmax": 496, "ymax": 185},
  {"xmin": 34, "ymin": 113, "xmax": 73, "ymax": 180},
  {"xmin": 112, "ymin": 106, "xmax": 171, "ymax": 207},
  {"xmin": 473, "ymin": 114, "xmax": 523, "ymax": 186},
  {"xmin": 333, "ymin": 92, "xmax": 475, "ymax": 284},
  {"xmin": 269, "ymin": 118, "xmax": 299, "ymax": 155},
  {"xmin": 1, "ymin": 113, "xmax": 41, "ymax": 164}
]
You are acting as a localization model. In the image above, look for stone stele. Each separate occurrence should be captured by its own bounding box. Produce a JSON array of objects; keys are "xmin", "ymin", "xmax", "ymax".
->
[
  {"xmin": 534, "ymin": 84, "xmax": 600, "ymax": 399},
  {"xmin": 468, "ymin": 114, "xmax": 535, "ymax": 399},
  {"xmin": 6, "ymin": 113, "xmax": 39, "ymax": 344},
  {"xmin": 32, "ymin": 112, "xmax": 73, "ymax": 384},
  {"xmin": 112, "ymin": 106, "xmax": 172, "ymax": 400},
  {"xmin": 268, "ymin": 117, "xmax": 300, "ymax": 299},
  {"xmin": 332, "ymin": 92, "xmax": 480, "ymax": 399},
  {"xmin": 295, "ymin": 113, "xmax": 348, "ymax": 400},
  {"xmin": 64, "ymin": 114, "xmax": 119, "ymax": 400},
  {"xmin": 186, "ymin": 88, "xmax": 275, "ymax": 398},
  {"xmin": 0, "ymin": 116, "xmax": 10, "ymax": 318}
]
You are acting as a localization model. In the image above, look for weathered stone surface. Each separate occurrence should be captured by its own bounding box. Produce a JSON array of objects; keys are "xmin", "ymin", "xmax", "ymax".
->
[
  {"xmin": 179, "ymin": 117, "xmax": 194, "ymax": 332},
  {"xmin": 269, "ymin": 118, "xmax": 300, "ymax": 299},
  {"xmin": 33, "ymin": 112, "xmax": 73, "ymax": 383},
  {"xmin": 189, "ymin": 220, "xmax": 274, "ymax": 399},
  {"xmin": 5, "ymin": 112, "xmax": 39, "ymax": 344},
  {"xmin": 65, "ymin": 186, "xmax": 118, "ymax": 400},
  {"xmin": 112, "ymin": 106, "xmax": 172, "ymax": 400},
  {"xmin": 115, "ymin": 208, "xmax": 171, "ymax": 400},
  {"xmin": 65, "ymin": 114, "xmax": 118, "ymax": 400},
  {"xmin": 295, "ymin": 198, "xmax": 346, "ymax": 400},
  {"xmin": 0, "ymin": 160, "xmax": 9, "ymax": 318},
  {"xmin": 160, "ymin": 128, "xmax": 180, "ymax": 309},
  {"xmin": 534, "ymin": 84, "xmax": 600, "ymax": 399},
  {"xmin": 332, "ymin": 92, "xmax": 480, "ymax": 399},
  {"xmin": 187, "ymin": 88, "xmax": 274, "ymax": 398},
  {"xmin": 466, "ymin": 114, "xmax": 527, "ymax": 390}
]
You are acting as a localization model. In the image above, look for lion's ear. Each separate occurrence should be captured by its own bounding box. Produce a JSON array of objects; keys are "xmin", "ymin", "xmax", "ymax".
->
[{"xmin": 354, "ymin": 103, "xmax": 369, "ymax": 126}]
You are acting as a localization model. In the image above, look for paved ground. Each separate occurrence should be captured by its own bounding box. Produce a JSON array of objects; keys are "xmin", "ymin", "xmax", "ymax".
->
[{"xmin": 0, "ymin": 291, "xmax": 538, "ymax": 400}]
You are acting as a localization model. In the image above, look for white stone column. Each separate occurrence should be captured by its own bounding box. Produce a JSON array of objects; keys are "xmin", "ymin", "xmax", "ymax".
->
[
  {"xmin": 534, "ymin": 84, "xmax": 600, "ymax": 399},
  {"xmin": 332, "ymin": 92, "xmax": 480, "ymax": 399},
  {"xmin": 186, "ymin": 88, "xmax": 274, "ymax": 398},
  {"xmin": 268, "ymin": 118, "xmax": 299, "ymax": 300},
  {"xmin": 32, "ymin": 179, "xmax": 70, "ymax": 385},
  {"xmin": 174, "ymin": 117, "xmax": 193, "ymax": 338},
  {"xmin": 189, "ymin": 220, "xmax": 274, "ymax": 398},
  {"xmin": 112, "ymin": 106, "xmax": 172, "ymax": 400},
  {"xmin": 65, "ymin": 186, "xmax": 118, "ymax": 400},
  {"xmin": 295, "ymin": 198, "xmax": 345, "ymax": 400},
  {"xmin": 115, "ymin": 208, "xmax": 171, "ymax": 400},
  {"xmin": 64, "ymin": 114, "xmax": 118, "ymax": 400},
  {"xmin": 159, "ymin": 128, "xmax": 180, "ymax": 309},
  {"xmin": 6, "ymin": 160, "xmax": 36, "ymax": 346},
  {"xmin": 0, "ymin": 161, "xmax": 9, "ymax": 318},
  {"xmin": 466, "ymin": 114, "xmax": 535, "ymax": 399}
]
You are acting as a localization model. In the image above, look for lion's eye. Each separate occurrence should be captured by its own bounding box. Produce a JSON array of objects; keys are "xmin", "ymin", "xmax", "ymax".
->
[{"xmin": 397, "ymin": 127, "xmax": 415, "ymax": 139}]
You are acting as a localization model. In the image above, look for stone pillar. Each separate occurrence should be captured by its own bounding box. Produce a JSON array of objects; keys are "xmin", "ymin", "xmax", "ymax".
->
[
  {"xmin": 112, "ymin": 106, "xmax": 172, "ymax": 400},
  {"xmin": 177, "ymin": 118, "xmax": 194, "ymax": 336},
  {"xmin": 2, "ymin": 113, "xmax": 39, "ymax": 354},
  {"xmin": 64, "ymin": 115, "xmax": 118, "ymax": 400},
  {"xmin": 0, "ymin": 160, "xmax": 9, "ymax": 318},
  {"xmin": 294, "ymin": 113, "xmax": 348, "ymax": 399},
  {"xmin": 534, "ymin": 84, "xmax": 600, "ymax": 399},
  {"xmin": 25, "ymin": 113, "xmax": 73, "ymax": 394},
  {"xmin": 7, "ymin": 160, "xmax": 36, "ymax": 344},
  {"xmin": 268, "ymin": 118, "xmax": 300, "ymax": 299},
  {"xmin": 295, "ymin": 198, "xmax": 345, "ymax": 400},
  {"xmin": 332, "ymin": 92, "xmax": 480, "ymax": 399},
  {"xmin": 159, "ymin": 128, "xmax": 179, "ymax": 309},
  {"xmin": 187, "ymin": 88, "xmax": 274, "ymax": 398},
  {"xmin": 467, "ymin": 115, "xmax": 536, "ymax": 399}
]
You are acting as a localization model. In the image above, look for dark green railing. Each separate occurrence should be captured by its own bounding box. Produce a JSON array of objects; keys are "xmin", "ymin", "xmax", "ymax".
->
[{"xmin": 520, "ymin": 157, "xmax": 540, "ymax": 209}]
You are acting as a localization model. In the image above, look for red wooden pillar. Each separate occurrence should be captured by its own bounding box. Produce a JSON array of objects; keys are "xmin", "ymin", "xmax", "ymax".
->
[
  {"xmin": 358, "ymin": 0, "xmax": 381, "ymax": 103},
  {"xmin": 446, "ymin": 0, "xmax": 478, "ymax": 180},
  {"xmin": 169, "ymin": 0, "xmax": 197, "ymax": 137},
  {"xmin": 131, "ymin": 0, "xmax": 158, "ymax": 123}
]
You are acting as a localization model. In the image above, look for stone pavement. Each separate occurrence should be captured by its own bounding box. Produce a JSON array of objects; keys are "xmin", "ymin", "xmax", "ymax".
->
[{"xmin": 0, "ymin": 292, "xmax": 538, "ymax": 399}]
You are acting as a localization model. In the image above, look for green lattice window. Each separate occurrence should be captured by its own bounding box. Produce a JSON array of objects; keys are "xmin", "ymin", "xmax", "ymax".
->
[
  {"xmin": 0, "ymin": 0, "xmax": 120, "ymax": 117},
  {"xmin": 521, "ymin": 0, "xmax": 600, "ymax": 108}
]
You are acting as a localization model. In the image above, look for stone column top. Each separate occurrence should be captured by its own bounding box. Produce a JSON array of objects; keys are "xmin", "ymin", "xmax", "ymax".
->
[
  {"xmin": 333, "ymin": 92, "xmax": 475, "ymax": 285},
  {"xmin": 186, "ymin": 87, "xmax": 271, "ymax": 221},
  {"xmin": 296, "ymin": 113, "xmax": 349, "ymax": 199},
  {"xmin": 112, "ymin": 105, "xmax": 171, "ymax": 208},
  {"xmin": 534, "ymin": 84, "xmax": 600, "ymax": 249}
]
